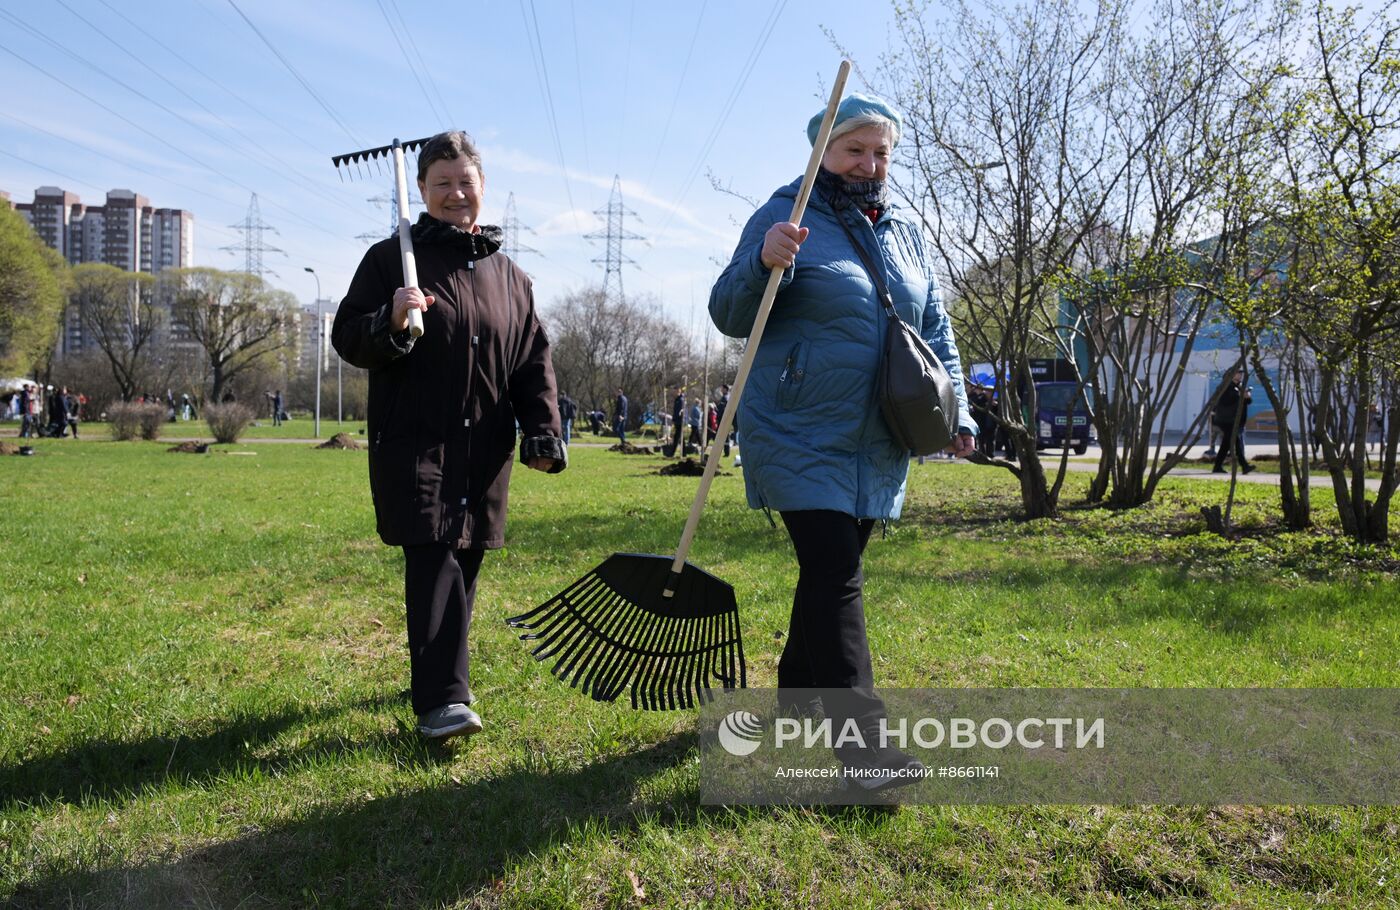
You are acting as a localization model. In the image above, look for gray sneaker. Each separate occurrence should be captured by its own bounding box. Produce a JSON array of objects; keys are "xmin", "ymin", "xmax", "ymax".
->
[{"xmin": 416, "ymin": 702, "xmax": 483, "ymax": 740}]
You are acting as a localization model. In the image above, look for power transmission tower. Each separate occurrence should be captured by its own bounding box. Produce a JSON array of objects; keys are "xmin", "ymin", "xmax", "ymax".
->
[
  {"xmin": 585, "ymin": 175, "xmax": 644, "ymax": 304},
  {"xmin": 369, "ymin": 188, "xmax": 422, "ymax": 237},
  {"xmin": 222, "ymin": 193, "xmax": 283, "ymax": 278},
  {"xmin": 500, "ymin": 192, "xmax": 538, "ymax": 263}
]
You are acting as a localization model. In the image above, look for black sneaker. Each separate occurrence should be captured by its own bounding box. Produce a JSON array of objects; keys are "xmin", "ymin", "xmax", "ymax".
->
[{"xmin": 1242, "ymin": 463, "xmax": 1256, "ymax": 474}]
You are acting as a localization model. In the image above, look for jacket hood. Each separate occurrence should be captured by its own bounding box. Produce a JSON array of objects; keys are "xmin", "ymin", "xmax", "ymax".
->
[{"xmin": 408, "ymin": 214, "xmax": 503, "ymax": 258}]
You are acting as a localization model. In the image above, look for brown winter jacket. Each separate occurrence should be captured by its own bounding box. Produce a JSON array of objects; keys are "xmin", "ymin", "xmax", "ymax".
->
[{"xmin": 331, "ymin": 215, "xmax": 565, "ymax": 549}]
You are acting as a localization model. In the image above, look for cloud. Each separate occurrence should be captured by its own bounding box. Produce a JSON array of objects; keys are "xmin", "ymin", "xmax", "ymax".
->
[
  {"xmin": 481, "ymin": 142, "xmax": 735, "ymax": 246},
  {"xmin": 535, "ymin": 209, "xmax": 604, "ymax": 237}
]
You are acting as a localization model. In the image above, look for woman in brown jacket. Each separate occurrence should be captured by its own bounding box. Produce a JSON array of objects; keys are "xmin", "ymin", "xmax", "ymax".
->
[{"xmin": 332, "ymin": 130, "xmax": 566, "ymax": 740}]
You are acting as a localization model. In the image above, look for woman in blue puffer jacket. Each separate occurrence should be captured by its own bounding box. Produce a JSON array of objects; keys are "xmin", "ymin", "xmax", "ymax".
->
[{"xmin": 709, "ymin": 93, "xmax": 975, "ymax": 789}]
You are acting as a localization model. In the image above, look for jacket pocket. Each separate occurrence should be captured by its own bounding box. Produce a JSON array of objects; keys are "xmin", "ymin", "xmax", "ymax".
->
[{"xmin": 776, "ymin": 341, "xmax": 809, "ymax": 411}]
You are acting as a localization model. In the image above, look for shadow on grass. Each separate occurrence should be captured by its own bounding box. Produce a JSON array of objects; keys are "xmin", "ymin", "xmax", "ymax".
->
[
  {"xmin": 6, "ymin": 732, "xmax": 893, "ymax": 909},
  {"xmin": 0, "ymin": 691, "xmax": 432, "ymax": 811}
]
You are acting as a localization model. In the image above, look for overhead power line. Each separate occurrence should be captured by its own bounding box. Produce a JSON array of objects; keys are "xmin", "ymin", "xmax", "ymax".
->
[
  {"xmin": 569, "ymin": 0, "xmax": 592, "ymax": 173},
  {"xmin": 385, "ymin": 0, "xmax": 457, "ymax": 125},
  {"xmin": 648, "ymin": 0, "xmax": 789, "ymax": 248},
  {"xmin": 646, "ymin": 0, "xmax": 709, "ymax": 188},
  {"xmin": 93, "ymin": 0, "xmax": 323, "ymax": 159},
  {"xmin": 375, "ymin": 0, "xmax": 449, "ymax": 127},
  {"xmin": 0, "ymin": 40, "xmax": 355, "ymax": 244},
  {"xmin": 520, "ymin": 0, "xmax": 580, "ymax": 228},
  {"xmin": 36, "ymin": 1, "xmax": 379, "ymax": 229},
  {"xmin": 225, "ymin": 0, "xmax": 364, "ymax": 148}
]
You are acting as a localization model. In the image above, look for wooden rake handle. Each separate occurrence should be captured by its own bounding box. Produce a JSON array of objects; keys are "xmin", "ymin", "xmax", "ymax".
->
[
  {"xmin": 392, "ymin": 139, "xmax": 425, "ymax": 338},
  {"xmin": 664, "ymin": 59, "xmax": 853, "ymax": 595}
]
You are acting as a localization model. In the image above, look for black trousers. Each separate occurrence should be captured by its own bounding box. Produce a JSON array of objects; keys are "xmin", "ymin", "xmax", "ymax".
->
[
  {"xmin": 1213, "ymin": 422, "xmax": 1249, "ymax": 471},
  {"xmin": 778, "ymin": 510, "xmax": 887, "ymax": 754},
  {"xmin": 402, "ymin": 544, "xmax": 485, "ymax": 716}
]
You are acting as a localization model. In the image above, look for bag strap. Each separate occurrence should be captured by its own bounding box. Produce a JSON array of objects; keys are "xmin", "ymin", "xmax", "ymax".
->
[{"xmin": 833, "ymin": 211, "xmax": 901, "ymax": 322}]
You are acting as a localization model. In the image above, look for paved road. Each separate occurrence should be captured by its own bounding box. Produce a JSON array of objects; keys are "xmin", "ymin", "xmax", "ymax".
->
[{"xmin": 954, "ymin": 443, "xmax": 1384, "ymax": 493}]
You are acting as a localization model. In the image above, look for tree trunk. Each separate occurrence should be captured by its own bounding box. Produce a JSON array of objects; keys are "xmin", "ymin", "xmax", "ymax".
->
[{"xmin": 1012, "ymin": 430, "xmax": 1059, "ymax": 519}]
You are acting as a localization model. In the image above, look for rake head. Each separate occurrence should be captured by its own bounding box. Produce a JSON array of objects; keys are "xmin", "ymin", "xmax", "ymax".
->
[
  {"xmin": 330, "ymin": 136, "xmax": 432, "ymax": 180},
  {"xmin": 506, "ymin": 553, "xmax": 747, "ymax": 710}
]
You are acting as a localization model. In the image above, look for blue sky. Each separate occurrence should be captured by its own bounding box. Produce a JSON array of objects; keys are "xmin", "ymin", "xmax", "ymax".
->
[{"xmin": 0, "ymin": 0, "xmax": 894, "ymax": 332}]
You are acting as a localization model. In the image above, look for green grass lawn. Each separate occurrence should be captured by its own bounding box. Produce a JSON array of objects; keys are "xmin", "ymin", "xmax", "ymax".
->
[{"xmin": 2, "ymin": 439, "xmax": 1398, "ymax": 908}]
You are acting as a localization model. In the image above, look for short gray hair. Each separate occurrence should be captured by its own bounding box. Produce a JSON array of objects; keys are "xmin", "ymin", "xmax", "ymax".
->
[
  {"xmin": 416, "ymin": 130, "xmax": 484, "ymax": 183},
  {"xmin": 829, "ymin": 113, "xmax": 900, "ymax": 149}
]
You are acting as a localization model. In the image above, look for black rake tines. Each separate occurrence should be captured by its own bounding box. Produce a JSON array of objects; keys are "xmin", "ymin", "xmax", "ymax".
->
[
  {"xmin": 505, "ymin": 553, "xmax": 746, "ymax": 710},
  {"xmin": 330, "ymin": 136, "xmax": 433, "ymax": 181}
]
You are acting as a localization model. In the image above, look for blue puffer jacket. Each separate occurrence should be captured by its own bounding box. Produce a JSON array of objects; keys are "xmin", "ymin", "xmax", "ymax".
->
[{"xmin": 709, "ymin": 176, "xmax": 975, "ymax": 520}]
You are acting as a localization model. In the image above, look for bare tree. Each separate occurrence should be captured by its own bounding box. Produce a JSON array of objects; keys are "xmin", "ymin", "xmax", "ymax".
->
[
  {"xmin": 869, "ymin": 0, "xmax": 1133, "ymax": 518},
  {"xmin": 543, "ymin": 286, "xmax": 692, "ymax": 423},
  {"xmin": 71, "ymin": 263, "xmax": 162, "ymax": 402},
  {"xmin": 1064, "ymin": 0, "xmax": 1294, "ymax": 508},
  {"xmin": 1271, "ymin": 0, "xmax": 1400, "ymax": 542},
  {"xmin": 164, "ymin": 268, "xmax": 295, "ymax": 405}
]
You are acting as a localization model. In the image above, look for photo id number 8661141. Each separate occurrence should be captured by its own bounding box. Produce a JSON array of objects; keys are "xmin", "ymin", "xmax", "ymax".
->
[{"xmin": 937, "ymin": 766, "xmax": 1000, "ymax": 779}]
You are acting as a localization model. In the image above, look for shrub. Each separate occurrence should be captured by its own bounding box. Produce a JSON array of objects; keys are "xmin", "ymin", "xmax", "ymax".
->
[
  {"xmin": 205, "ymin": 403, "xmax": 255, "ymax": 444},
  {"xmin": 106, "ymin": 401, "xmax": 166, "ymax": 440},
  {"xmin": 137, "ymin": 402, "xmax": 167, "ymax": 440},
  {"xmin": 107, "ymin": 402, "xmax": 140, "ymax": 441}
]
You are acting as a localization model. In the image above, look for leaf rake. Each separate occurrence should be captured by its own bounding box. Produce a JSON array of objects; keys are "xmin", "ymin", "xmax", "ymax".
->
[{"xmin": 506, "ymin": 60, "xmax": 854, "ymax": 710}]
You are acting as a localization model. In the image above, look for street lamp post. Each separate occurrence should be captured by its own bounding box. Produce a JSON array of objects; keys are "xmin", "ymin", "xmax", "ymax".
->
[{"xmin": 304, "ymin": 267, "xmax": 322, "ymax": 439}]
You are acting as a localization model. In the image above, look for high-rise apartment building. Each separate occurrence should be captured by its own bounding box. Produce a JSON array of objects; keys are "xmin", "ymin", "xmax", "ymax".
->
[
  {"xmin": 11, "ymin": 186, "xmax": 193, "ymax": 274},
  {"xmin": 9, "ymin": 186, "xmax": 194, "ymax": 357}
]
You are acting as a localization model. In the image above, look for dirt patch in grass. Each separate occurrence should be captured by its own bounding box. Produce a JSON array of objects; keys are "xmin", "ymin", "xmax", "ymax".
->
[
  {"xmin": 609, "ymin": 443, "xmax": 656, "ymax": 455},
  {"xmin": 316, "ymin": 433, "xmax": 363, "ymax": 450},
  {"xmin": 167, "ymin": 441, "xmax": 209, "ymax": 454},
  {"xmin": 656, "ymin": 458, "xmax": 728, "ymax": 477}
]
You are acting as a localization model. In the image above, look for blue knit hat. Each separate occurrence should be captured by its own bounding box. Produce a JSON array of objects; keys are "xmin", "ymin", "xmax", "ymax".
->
[{"xmin": 807, "ymin": 92, "xmax": 903, "ymax": 147}]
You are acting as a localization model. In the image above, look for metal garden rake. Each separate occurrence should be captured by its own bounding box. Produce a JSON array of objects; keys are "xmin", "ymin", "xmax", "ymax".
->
[{"xmin": 331, "ymin": 136, "xmax": 432, "ymax": 337}]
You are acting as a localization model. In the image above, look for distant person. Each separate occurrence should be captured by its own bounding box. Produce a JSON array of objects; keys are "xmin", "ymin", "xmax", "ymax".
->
[
  {"xmin": 17, "ymin": 384, "xmax": 35, "ymax": 438},
  {"xmin": 47, "ymin": 386, "xmax": 70, "ymax": 437},
  {"xmin": 716, "ymin": 383, "xmax": 733, "ymax": 457},
  {"xmin": 61, "ymin": 388, "xmax": 79, "ymax": 438},
  {"xmin": 272, "ymin": 390, "xmax": 284, "ymax": 427},
  {"xmin": 558, "ymin": 392, "xmax": 577, "ymax": 445},
  {"xmin": 1212, "ymin": 367, "xmax": 1255, "ymax": 474},
  {"xmin": 687, "ymin": 400, "xmax": 703, "ymax": 451},
  {"xmin": 969, "ymin": 384, "xmax": 996, "ymax": 456},
  {"xmin": 613, "ymin": 387, "xmax": 628, "ymax": 445},
  {"xmin": 333, "ymin": 129, "xmax": 566, "ymax": 742},
  {"xmin": 667, "ymin": 385, "xmax": 686, "ymax": 456}
]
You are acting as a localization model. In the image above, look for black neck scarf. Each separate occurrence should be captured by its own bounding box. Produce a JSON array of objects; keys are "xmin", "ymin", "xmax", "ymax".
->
[{"xmin": 814, "ymin": 166, "xmax": 889, "ymax": 220}]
